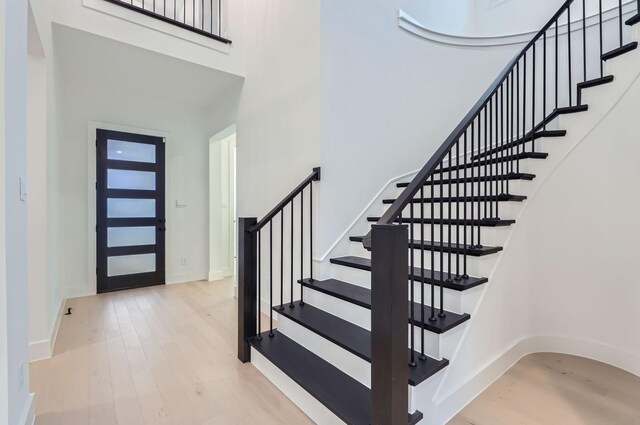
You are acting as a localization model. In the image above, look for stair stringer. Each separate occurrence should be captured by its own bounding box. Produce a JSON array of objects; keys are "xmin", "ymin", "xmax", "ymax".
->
[{"xmin": 412, "ymin": 26, "xmax": 640, "ymax": 425}]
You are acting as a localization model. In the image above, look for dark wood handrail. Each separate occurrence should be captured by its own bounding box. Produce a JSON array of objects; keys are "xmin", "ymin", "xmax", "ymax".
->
[
  {"xmin": 248, "ymin": 167, "xmax": 321, "ymax": 233},
  {"xmin": 363, "ymin": 0, "xmax": 576, "ymax": 249}
]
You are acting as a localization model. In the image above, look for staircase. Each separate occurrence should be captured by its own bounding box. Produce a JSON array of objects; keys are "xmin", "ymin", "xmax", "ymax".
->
[{"xmin": 238, "ymin": 1, "xmax": 640, "ymax": 424}]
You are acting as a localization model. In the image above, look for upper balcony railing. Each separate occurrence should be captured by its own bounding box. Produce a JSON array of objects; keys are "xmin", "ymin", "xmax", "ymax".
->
[{"xmin": 104, "ymin": 0, "xmax": 232, "ymax": 43}]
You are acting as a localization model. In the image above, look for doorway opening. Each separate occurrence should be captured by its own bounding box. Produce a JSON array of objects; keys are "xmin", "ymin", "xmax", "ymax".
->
[{"xmin": 209, "ymin": 126, "xmax": 237, "ymax": 286}]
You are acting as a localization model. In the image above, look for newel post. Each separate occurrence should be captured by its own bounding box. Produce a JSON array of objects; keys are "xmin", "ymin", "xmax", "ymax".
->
[
  {"xmin": 370, "ymin": 224, "xmax": 409, "ymax": 425},
  {"xmin": 238, "ymin": 217, "xmax": 258, "ymax": 363}
]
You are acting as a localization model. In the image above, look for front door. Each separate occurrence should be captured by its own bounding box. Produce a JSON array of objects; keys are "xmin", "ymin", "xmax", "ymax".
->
[{"xmin": 96, "ymin": 129, "xmax": 166, "ymax": 293}]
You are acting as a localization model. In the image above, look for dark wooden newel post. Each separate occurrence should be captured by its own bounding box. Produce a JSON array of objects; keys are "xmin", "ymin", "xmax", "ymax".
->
[
  {"xmin": 238, "ymin": 217, "xmax": 258, "ymax": 363},
  {"xmin": 370, "ymin": 224, "xmax": 409, "ymax": 425}
]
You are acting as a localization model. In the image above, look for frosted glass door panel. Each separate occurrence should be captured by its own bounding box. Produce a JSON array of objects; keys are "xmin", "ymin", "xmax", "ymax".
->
[
  {"xmin": 107, "ymin": 198, "xmax": 156, "ymax": 218},
  {"xmin": 108, "ymin": 254, "xmax": 156, "ymax": 277},
  {"xmin": 107, "ymin": 169, "xmax": 156, "ymax": 190},
  {"xmin": 107, "ymin": 139, "xmax": 156, "ymax": 163},
  {"xmin": 108, "ymin": 227, "xmax": 156, "ymax": 247}
]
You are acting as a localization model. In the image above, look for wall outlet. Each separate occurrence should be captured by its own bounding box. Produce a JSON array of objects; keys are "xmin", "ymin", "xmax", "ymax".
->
[{"xmin": 181, "ymin": 258, "xmax": 187, "ymax": 266}]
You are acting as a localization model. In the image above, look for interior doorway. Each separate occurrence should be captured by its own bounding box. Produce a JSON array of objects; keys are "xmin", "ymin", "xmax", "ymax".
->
[
  {"xmin": 96, "ymin": 129, "xmax": 166, "ymax": 293},
  {"xmin": 209, "ymin": 126, "xmax": 237, "ymax": 284}
]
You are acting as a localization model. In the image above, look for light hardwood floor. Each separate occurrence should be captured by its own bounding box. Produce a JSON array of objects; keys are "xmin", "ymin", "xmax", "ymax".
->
[
  {"xmin": 449, "ymin": 352, "xmax": 640, "ymax": 425},
  {"xmin": 30, "ymin": 279, "xmax": 640, "ymax": 425},
  {"xmin": 30, "ymin": 278, "xmax": 313, "ymax": 425}
]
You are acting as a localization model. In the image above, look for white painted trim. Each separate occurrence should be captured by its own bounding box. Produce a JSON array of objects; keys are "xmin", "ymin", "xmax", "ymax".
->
[
  {"xmin": 399, "ymin": 1, "xmax": 636, "ymax": 47},
  {"xmin": 28, "ymin": 296, "xmax": 64, "ymax": 361},
  {"xmin": 315, "ymin": 169, "xmax": 419, "ymax": 262},
  {"xmin": 81, "ymin": 0, "xmax": 231, "ymax": 53},
  {"xmin": 18, "ymin": 393, "xmax": 34, "ymax": 425},
  {"xmin": 434, "ymin": 335, "xmax": 640, "ymax": 424},
  {"xmin": 166, "ymin": 272, "xmax": 207, "ymax": 285},
  {"xmin": 87, "ymin": 121, "xmax": 171, "ymax": 297},
  {"xmin": 208, "ymin": 270, "xmax": 225, "ymax": 281}
]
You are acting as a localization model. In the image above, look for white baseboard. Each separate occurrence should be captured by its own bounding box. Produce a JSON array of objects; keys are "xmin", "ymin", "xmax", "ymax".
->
[
  {"xmin": 208, "ymin": 270, "xmax": 225, "ymax": 281},
  {"xmin": 166, "ymin": 272, "xmax": 208, "ymax": 285},
  {"xmin": 18, "ymin": 393, "xmax": 35, "ymax": 425},
  {"xmin": 65, "ymin": 284, "xmax": 93, "ymax": 300},
  {"xmin": 29, "ymin": 298, "xmax": 65, "ymax": 362}
]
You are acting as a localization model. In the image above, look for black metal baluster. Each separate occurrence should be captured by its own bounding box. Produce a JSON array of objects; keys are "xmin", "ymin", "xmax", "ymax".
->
[
  {"xmin": 510, "ymin": 71, "xmax": 515, "ymax": 182},
  {"xmin": 447, "ymin": 151, "xmax": 452, "ymax": 283},
  {"xmin": 290, "ymin": 200, "xmax": 294, "ymax": 308},
  {"xmin": 210, "ymin": 0, "xmax": 213, "ymax": 33},
  {"xmin": 470, "ymin": 120, "xmax": 475, "ymax": 249},
  {"xmin": 430, "ymin": 174, "xmax": 436, "ymax": 322},
  {"xmin": 409, "ymin": 198, "xmax": 416, "ymax": 368},
  {"xmin": 279, "ymin": 210, "xmax": 284, "ymax": 310},
  {"xmin": 269, "ymin": 220, "xmax": 274, "ymax": 337},
  {"xmin": 257, "ymin": 230, "xmax": 262, "ymax": 339},
  {"xmin": 619, "ymin": 0, "xmax": 624, "ymax": 47},
  {"xmin": 439, "ymin": 159, "xmax": 446, "ymax": 318},
  {"xmin": 490, "ymin": 96, "xmax": 495, "ymax": 219},
  {"xmin": 420, "ymin": 185, "xmax": 426, "ymax": 359},
  {"xmin": 532, "ymin": 42, "xmax": 536, "ymax": 152},
  {"xmin": 463, "ymin": 131, "xmax": 469, "ymax": 280},
  {"xmin": 568, "ymin": 6, "xmax": 573, "ymax": 107},
  {"xmin": 193, "ymin": 0, "xmax": 195, "ymax": 27},
  {"xmin": 455, "ymin": 141, "xmax": 460, "ymax": 280},
  {"xmin": 300, "ymin": 190, "xmax": 304, "ymax": 306},
  {"xmin": 484, "ymin": 106, "xmax": 488, "ymax": 222},
  {"xmin": 310, "ymin": 179, "xmax": 314, "ymax": 283},
  {"xmin": 583, "ymin": 0, "xmax": 587, "ymax": 83},
  {"xmin": 218, "ymin": 0, "xmax": 222, "ymax": 36},
  {"xmin": 555, "ymin": 20, "xmax": 560, "ymax": 109},
  {"xmin": 600, "ymin": 0, "xmax": 604, "ymax": 77},
  {"xmin": 517, "ymin": 61, "xmax": 521, "ymax": 174},
  {"xmin": 523, "ymin": 52, "xmax": 527, "ymax": 171},
  {"xmin": 500, "ymin": 83, "xmax": 506, "ymax": 199},
  {"xmin": 493, "ymin": 93, "xmax": 499, "ymax": 219},
  {"xmin": 544, "ymin": 32, "xmax": 548, "ymax": 130}
]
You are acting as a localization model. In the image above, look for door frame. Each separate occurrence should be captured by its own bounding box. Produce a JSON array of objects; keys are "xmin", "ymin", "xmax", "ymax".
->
[{"xmin": 86, "ymin": 121, "xmax": 170, "ymax": 297}]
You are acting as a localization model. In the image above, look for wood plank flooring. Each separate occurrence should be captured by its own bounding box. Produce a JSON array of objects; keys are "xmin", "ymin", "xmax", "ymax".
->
[
  {"xmin": 30, "ymin": 278, "xmax": 640, "ymax": 425},
  {"xmin": 449, "ymin": 352, "xmax": 640, "ymax": 425},
  {"xmin": 29, "ymin": 278, "xmax": 313, "ymax": 425}
]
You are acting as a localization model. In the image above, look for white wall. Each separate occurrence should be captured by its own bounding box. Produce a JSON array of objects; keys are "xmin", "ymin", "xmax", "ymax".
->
[
  {"xmin": 235, "ymin": 0, "xmax": 321, "ymax": 218},
  {"xmin": 0, "ymin": 0, "xmax": 34, "ymax": 423},
  {"xmin": 317, "ymin": 0, "xmax": 522, "ymax": 256}
]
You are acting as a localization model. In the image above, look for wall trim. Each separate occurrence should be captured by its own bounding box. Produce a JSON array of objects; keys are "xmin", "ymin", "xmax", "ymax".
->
[
  {"xmin": 208, "ymin": 270, "xmax": 225, "ymax": 281},
  {"xmin": 399, "ymin": 1, "xmax": 636, "ymax": 47},
  {"xmin": 18, "ymin": 393, "xmax": 35, "ymax": 425},
  {"xmin": 316, "ymin": 168, "xmax": 419, "ymax": 262},
  {"xmin": 166, "ymin": 272, "xmax": 207, "ymax": 285},
  {"xmin": 28, "ymin": 297, "xmax": 65, "ymax": 362}
]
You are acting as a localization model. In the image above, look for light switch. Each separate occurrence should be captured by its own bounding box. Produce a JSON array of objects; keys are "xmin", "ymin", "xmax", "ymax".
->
[
  {"xmin": 19, "ymin": 177, "xmax": 27, "ymax": 201},
  {"xmin": 175, "ymin": 200, "xmax": 187, "ymax": 208}
]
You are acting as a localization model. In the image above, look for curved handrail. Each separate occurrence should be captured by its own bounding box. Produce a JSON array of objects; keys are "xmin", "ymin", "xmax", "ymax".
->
[
  {"xmin": 248, "ymin": 167, "xmax": 321, "ymax": 233},
  {"xmin": 363, "ymin": 0, "xmax": 577, "ymax": 249}
]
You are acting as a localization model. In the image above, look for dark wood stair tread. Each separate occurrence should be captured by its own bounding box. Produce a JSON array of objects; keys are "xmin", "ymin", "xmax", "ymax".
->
[
  {"xmin": 274, "ymin": 303, "xmax": 449, "ymax": 386},
  {"xmin": 366, "ymin": 217, "xmax": 516, "ymax": 227},
  {"xmin": 300, "ymin": 278, "xmax": 471, "ymax": 334},
  {"xmin": 602, "ymin": 42, "xmax": 638, "ymax": 61},
  {"xmin": 349, "ymin": 236, "xmax": 502, "ymax": 257},
  {"xmin": 434, "ymin": 152, "xmax": 547, "ymax": 174},
  {"xmin": 396, "ymin": 172, "xmax": 535, "ymax": 188},
  {"xmin": 329, "ymin": 256, "xmax": 488, "ymax": 291},
  {"xmin": 471, "ymin": 131, "xmax": 565, "ymax": 160},
  {"xmin": 577, "ymin": 75, "xmax": 614, "ymax": 90},
  {"xmin": 248, "ymin": 331, "xmax": 423, "ymax": 425},
  {"xmin": 626, "ymin": 13, "xmax": 640, "ymax": 26},
  {"xmin": 383, "ymin": 194, "xmax": 527, "ymax": 204}
]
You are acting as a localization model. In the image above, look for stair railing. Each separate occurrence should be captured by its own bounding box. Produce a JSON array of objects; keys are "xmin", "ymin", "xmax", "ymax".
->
[
  {"xmin": 238, "ymin": 167, "xmax": 320, "ymax": 362},
  {"xmin": 364, "ymin": 0, "xmax": 638, "ymax": 401},
  {"xmin": 104, "ymin": 0, "xmax": 232, "ymax": 43}
]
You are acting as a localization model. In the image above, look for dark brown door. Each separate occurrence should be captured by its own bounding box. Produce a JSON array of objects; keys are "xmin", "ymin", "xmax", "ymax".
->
[{"xmin": 96, "ymin": 129, "xmax": 166, "ymax": 293}]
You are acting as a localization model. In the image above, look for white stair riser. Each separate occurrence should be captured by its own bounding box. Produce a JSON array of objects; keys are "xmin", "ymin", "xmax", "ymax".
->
[{"xmin": 395, "ymin": 179, "xmax": 532, "ymax": 199}]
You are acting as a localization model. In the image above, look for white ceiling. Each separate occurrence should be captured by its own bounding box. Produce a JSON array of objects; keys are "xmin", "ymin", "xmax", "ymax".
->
[{"xmin": 53, "ymin": 23, "xmax": 243, "ymax": 110}]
